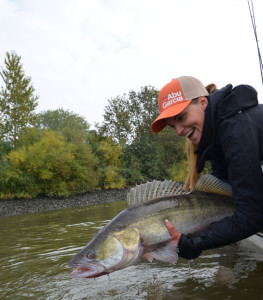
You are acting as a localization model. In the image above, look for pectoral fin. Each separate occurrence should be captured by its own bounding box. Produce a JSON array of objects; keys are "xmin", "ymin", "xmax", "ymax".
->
[
  {"xmin": 142, "ymin": 252, "xmax": 154, "ymax": 262},
  {"xmin": 143, "ymin": 242, "xmax": 178, "ymax": 264}
]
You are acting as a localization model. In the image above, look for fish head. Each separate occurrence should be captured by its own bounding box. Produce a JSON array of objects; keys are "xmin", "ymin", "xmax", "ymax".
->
[{"xmin": 69, "ymin": 227, "xmax": 143, "ymax": 278}]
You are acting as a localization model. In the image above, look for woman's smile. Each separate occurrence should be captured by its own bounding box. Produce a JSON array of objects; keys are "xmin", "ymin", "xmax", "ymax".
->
[
  {"xmin": 185, "ymin": 128, "xmax": 195, "ymax": 138},
  {"xmin": 166, "ymin": 97, "xmax": 208, "ymax": 144}
]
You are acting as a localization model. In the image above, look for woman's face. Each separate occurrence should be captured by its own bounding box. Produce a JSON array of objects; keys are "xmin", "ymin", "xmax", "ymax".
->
[{"xmin": 166, "ymin": 97, "xmax": 208, "ymax": 144}]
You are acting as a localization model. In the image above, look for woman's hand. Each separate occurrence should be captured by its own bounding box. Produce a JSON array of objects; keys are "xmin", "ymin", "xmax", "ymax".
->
[
  {"xmin": 165, "ymin": 219, "xmax": 181, "ymax": 244},
  {"xmin": 165, "ymin": 219, "xmax": 203, "ymax": 259}
]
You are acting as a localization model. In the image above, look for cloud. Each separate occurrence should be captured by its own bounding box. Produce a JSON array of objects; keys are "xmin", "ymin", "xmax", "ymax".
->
[{"xmin": 0, "ymin": 0, "xmax": 263, "ymax": 127}]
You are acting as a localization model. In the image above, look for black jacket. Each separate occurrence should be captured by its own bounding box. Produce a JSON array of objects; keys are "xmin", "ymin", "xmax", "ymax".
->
[{"xmin": 178, "ymin": 84, "xmax": 263, "ymax": 259}]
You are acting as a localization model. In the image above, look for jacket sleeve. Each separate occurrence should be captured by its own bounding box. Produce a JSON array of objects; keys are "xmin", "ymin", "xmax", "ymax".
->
[{"xmin": 178, "ymin": 110, "xmax": 263, "ymax": 259}]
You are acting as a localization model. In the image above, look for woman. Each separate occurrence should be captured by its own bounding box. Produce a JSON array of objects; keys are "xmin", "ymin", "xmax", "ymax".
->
[{"xmin": 151, "ymin": 76, "xmax": 263, "ymax": 259}]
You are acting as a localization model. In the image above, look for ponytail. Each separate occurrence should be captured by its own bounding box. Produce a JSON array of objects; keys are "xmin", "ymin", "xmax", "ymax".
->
[
  {"xmin": 205, "ymin": 83, "xmax": 217, "ymax": 94},
  {"xmin": 184, "ymin": 83, "xmax": 217, "ymax": 191}
]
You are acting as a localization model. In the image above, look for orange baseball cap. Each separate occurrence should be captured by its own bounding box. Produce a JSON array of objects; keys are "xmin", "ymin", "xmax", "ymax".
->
[{"xmin": 151, "ymin": 76, "xmax": 209, "ymax": 133}]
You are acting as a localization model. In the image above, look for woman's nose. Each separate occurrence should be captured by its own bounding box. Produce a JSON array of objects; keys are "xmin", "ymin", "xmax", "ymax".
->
[{"xmin": 174, "ymin": 122, "xmax": 184, "ymax": 136}]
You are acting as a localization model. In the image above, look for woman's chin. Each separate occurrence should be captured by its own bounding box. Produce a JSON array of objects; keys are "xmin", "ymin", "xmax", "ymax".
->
[{"xmin": 188, "ymin": 130, "xmax": 201, "ymax": 144}]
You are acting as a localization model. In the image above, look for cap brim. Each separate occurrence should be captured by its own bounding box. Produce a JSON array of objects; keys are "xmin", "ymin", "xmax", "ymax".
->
[{"xmin": 151, "ymin": 100, "xmax": 191, "ymax": 133}]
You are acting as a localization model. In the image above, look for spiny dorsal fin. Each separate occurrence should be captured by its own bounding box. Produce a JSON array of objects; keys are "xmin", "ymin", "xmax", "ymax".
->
[
  {"xmin": 127, "ymin": 180, "xmax": 186, "ymax": 208},
  {"xmin": 194, "ymin": 174, "xmax": 232, "ymax": 197}
]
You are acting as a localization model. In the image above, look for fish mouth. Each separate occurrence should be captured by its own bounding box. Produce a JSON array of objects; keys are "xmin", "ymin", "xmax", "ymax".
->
[
  {"xmin": 68, "ymin": 228, "xmax": 143, "ymax": 278},
  {"xmin": 70, "ymin": 262, "xmax": 106, "ymax": 278}
]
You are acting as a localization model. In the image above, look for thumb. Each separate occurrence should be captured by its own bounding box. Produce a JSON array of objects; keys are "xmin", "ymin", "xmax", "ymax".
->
[{"xmin": 165, "ymin": 219, "xmax": 181, "ymax": 243}]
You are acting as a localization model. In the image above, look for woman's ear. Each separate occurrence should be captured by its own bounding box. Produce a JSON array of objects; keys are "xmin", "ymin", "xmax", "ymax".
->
[{"xmin": 199, "ymin": 96, "xmax": 208, "ymax": 111}]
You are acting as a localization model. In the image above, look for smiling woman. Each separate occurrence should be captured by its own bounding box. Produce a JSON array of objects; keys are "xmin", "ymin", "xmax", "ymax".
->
[
  {"xmin": 165, "ymin": 96, "xmax": 208, "ymax": 144},
  {"xmin": 151, "ymin": 75, "xmax": 263, "ymax": 262},
  {"xmin": 151, "ymin": 77, "xmax": 217, "ymax": 189},
  {"xmin": 151, "ymin": 77, "xmax": 209, "ymax": 133}
]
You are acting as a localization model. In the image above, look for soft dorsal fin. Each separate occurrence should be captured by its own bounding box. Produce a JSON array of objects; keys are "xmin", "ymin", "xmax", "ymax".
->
[
  {"xmin": 127, "ymin": 180, "xmax": 186, "ymax": 208},
  {"xmin": 194, "ymin": 174, "xmax": 232, "ymax": 197}
]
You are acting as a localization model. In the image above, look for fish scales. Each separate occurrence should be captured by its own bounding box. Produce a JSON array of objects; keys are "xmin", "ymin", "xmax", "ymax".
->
[
  {"xmin": 69, "ymin": 175, "xmax": 234, "ymax": 278},
  {"xmin": 100, "ymin": 192, "xmax": 233, "ymax": 240}
]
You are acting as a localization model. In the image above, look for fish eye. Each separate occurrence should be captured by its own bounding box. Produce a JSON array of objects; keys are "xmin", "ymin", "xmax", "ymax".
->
[{"xmin": 86, "ymin": 251, "xmax": 95, "ymax": 259}]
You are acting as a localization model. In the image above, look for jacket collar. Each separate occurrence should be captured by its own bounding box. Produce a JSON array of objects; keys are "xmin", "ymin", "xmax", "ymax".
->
[{"xmin": 194, "ymin": 84, "xmax": 258, "ymax": 173}]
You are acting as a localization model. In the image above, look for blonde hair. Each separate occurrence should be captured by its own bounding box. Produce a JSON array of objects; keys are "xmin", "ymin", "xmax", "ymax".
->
[{"xmin": 184, "ymin": 83, "xmax": 217, "ymax": 191}]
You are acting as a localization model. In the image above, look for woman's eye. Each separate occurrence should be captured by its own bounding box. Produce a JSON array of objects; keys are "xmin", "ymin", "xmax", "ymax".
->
[{"xmin": 177, "ymin": 115, "xmax": 184, "ymax": 121}]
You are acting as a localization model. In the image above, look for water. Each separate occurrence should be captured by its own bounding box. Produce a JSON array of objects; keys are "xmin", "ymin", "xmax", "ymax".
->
[{"xmin": 1, "ymin": 200, "xmax": 263, "ymax": 300}]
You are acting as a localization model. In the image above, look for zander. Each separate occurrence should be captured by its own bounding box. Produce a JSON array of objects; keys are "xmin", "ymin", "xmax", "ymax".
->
[{"xmin": 68, "ymin": 174, "xmax": 234, "ymax": 278}]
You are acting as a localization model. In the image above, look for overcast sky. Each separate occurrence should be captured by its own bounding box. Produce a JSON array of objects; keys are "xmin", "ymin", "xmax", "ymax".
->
[{"xmin": 1, "ymin": 0, "xmax": 263, "ymax": 127}]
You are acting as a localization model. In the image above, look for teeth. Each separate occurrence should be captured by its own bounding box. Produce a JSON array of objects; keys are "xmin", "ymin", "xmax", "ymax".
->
[{"xmin": 185, "ymin": 128, "xmax": 194, "ymax": 138}]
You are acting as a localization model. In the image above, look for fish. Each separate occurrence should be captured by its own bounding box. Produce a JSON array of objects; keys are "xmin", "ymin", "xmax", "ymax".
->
[{"xmin": 68, "ymin": 174, "xmax": 234, "ymax": 278}]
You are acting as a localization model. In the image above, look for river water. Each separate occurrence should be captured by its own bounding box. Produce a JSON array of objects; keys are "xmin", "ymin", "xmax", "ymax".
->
[{"xmin": 1, "ymin": 200, "xmax": 263, "ymax": 300}]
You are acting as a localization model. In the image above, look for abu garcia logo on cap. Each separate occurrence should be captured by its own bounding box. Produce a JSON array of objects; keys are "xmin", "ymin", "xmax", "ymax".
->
[{"xmin": 162, "ymin": 91, "xmax": 185, "ymax": 109}]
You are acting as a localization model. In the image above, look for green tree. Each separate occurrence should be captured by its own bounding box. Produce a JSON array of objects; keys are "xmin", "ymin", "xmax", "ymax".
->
[
  {"xmin": 99, "ymin": 85, "xmax": 188, "ymax": 183},
  {"xmin": 36, "ymin": 108, "xmax": 90, "ymax": 143},
  {"xmin": 99, "ymin": 95, "xmax": 132, "ymax": 144},
  {"xmin": 129, "ymin": 86, "xmax": 159, "ymax": 141},
  {"xmin": 87, "ymin": 130, "xmax": 125, "ymax": 189},
  {"xmin": 0, "ymin": 140, "xmax": 12, "ymax": 158},
  {"xmin": 97, "ymin": 137, "xmax": 125, "ymax": 189},
  {"xmin": 99, "ymin": 86, "xmax": 159, "ymax": 144},
  {"xmin": 0, "ymin": 51, "xmax": 38, "ymax": 147},
  {"xmin": 121, "ymin": 136, "xmax": 165, "ymax": 185},
  {"xmin": 0, "ymin": 129, "xmax": 99, "ymax": 198}
]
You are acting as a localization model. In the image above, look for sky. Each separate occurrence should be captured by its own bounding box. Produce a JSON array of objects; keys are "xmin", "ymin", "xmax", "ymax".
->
[{"xmin": 0, "ymin": 0, "xmax": 263, "ymax": 128}]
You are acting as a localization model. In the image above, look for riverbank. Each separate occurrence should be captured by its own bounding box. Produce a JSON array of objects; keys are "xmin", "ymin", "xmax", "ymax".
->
[{"xmin": 0, "ymin": 188, "xmax": 129, "ymax": 217}]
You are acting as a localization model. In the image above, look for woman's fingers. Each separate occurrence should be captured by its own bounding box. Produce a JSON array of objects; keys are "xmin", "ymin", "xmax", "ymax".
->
[{"xmin": 165, "ymin": 219, "xmax": 181, "ymax": 243}]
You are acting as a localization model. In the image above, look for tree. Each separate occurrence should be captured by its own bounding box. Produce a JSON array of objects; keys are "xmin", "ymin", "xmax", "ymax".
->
[
  {"xmin": 99, "ymin": 85, "xmax": 188, "ymax": 183},
  {"xmin": 0, "ymin": 51, "xmax": 38, "ymax": 147},
  {"xmin": 99, "ymin": 86, "xmax": 159, "ymax": 144},
  {"xmin": 128, "ymin": 86, "xmax": 160, "ymax": 141},
  {"xmin": 87, "ymin": 130, "xmax": 126, "ymax": 189},
  {"xmin": 99, "ymin": 95, "xmax": 132, "ymax": 144},
  {"xmin": 121, "ymin": 136, "xmax": 165, "ymax": 184},
  {"xmin": 0, "ymin": 129, "xmax": 99, "ymax": 198},
  {"xmin": 36, "ymin": 108, "xmax": 90, "ymax": 144},
  {"xmin": 97, "ymin": 137, "xmax": 125, "ymax": 189}
]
